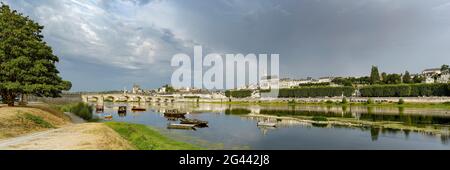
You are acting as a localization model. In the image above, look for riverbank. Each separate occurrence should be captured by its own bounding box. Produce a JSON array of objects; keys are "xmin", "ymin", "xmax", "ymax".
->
[
  {"xmin": 105, "ymin": 122, "xmax": 201, "ymax": 150},
  {"xmin": 0, "ymin": 106, "xmax": 71, "ymax": 139},
  {"xmin": 198, "ymin": 99, "xmax": 450, "ymax": 109},
  {"xmin": 0, "ymin": 105, "xmax": 200, "ymax": 150},
  {"xmin": 244, "ymin": 113, "xmax": 450, "ymax": 137}
]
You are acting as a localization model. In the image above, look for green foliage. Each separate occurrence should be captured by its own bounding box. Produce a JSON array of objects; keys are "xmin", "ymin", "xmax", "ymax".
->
[
  {"xmin": 225, "ymin": 108, "xmax": 251, "ymax": 115},
  {"xmin": 270, "ymin": 86, "xmax": 354, "ymax": 98},
  {"xmin": 325, "ymin": 100, "xmax": 334, "ymax": 104},
  {"xmin": 412, "ymin": 75, "xmax": 425, "ymax": 83},
  {"xmin": 69, "ymin": 102, "xmax": 93, "ymax": 121},
  {"xmin": 360, "ymin": 83, "xmax": 450, "ymax": 97},
  {"xmin": 398, "ymin": 98, "xmax": 405, "ymax": 105},
  {"xmin": 366, "ymin": 98, "xmax": 374, "ymax": 104},
  {"xmin": 20, "ymin": 112, "xmax": 54, "ymax": 128},
  {"xmin": 312, "ymin": 116, "xmax": 328, "ymax": 122},
  {"xmin": 0, "ymin": 4, "xmax": 71, "ymax": 106},
  {"xmin": 403, "ymin": 71, "xmax": 412, "ymax": 84},
  {"xmin": 332, "ymin": 77, "xmax": 353, "ymax": 86},
  {"xmin": 225, "ymin": 90, "xmax": 253, "ymax": 98},
  {"xmin": 370, "ymin": 66, "xmax": 381, "ymax": 84},
  {"xmin": 383, "ymin": 73, "xmax": 402, "ymax": 84},
  {"xmin": 298, "ymin": 82, "xmax": 331, "ymax": 87},
  {"xmin": 332, "ymin": 77, "xmax": 370, "ymax": 86},
  {"xmin": 288, "ymin": 99, "xmax": 297, "ymax": 105},
  {"xmin": 341, "ymin": 97, "xmax": 348, "ymax": 104},
  {"xmin": 441, "ymin": 64, "xmax": 449, "ymax": 72},
  {"xmin": 163, "ymin": 84, "xmax": 175, "ymax": 93},
  {"xmin": 105, "ymin": 122, "xmax": 201, "ymax": 150}
]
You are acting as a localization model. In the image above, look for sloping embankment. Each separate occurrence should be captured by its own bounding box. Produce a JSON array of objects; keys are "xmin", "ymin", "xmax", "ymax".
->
[{"xmin": 0, "ymin": 106, "xmax": 133, "ymax": 150}]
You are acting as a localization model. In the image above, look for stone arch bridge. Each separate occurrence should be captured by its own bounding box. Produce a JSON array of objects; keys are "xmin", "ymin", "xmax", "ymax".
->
[{"xmin": 81, "ymin": 94, "xmax": 177, "ymax": 103}]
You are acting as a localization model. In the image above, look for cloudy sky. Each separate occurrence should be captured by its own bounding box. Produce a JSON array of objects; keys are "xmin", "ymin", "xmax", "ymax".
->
[{"xmin": 2, "ymin": 0, "xmax": 450, "ymax": 91}]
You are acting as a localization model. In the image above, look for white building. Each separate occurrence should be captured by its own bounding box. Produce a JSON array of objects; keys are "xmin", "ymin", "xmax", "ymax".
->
[
  {"xmin": 298, "ymin": 79, "xmax": 313, "ymax": 85},
  {"xmin": 437, "ymin": 71, "xmax": 450, "ymax": 83},
  {"xmin": 422, "ymin": 68, "xmax": 442, "ymax": 84},
  {"xmin": 279, "ymin": 78, "xmax": 303, "ymax": 88},
  {"xmin": 260, "ymin": 75, "xmax": 280, "ymax": 90},
  {"xmin": 318, "ymin": 77, "xmax": 334, "ymax": 83},
  {"xmin": 238, "ymin": 83, "xmax": 259, "ymax": 90},
  {"xmin": 422, "ymin": 68, "xmax": 441, "ymax": 76}
]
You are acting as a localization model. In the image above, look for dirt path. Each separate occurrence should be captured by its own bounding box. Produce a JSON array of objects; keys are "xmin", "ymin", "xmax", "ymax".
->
[{"xmin": 0, "ymin": 123, "xmax": 134, "ymax": 150}]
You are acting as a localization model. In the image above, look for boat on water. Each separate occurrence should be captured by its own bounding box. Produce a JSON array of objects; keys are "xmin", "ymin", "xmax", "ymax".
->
[
  {"xmin": 257, "ymin": 122, "xmax": 277, "ymax": 127},
  {"xmin": 164, "ymin": 109, "xmax": 186, "ymax": 118},
  {"xmin": 95, "ymin": 105, "xmax": 104, "ymax": 113},
  {"xmin": 167, "ymin": 123, "xmax": 196, "ymax": 130},
  {"xmin": 131, "ymin": 106, "xmax": 146, "ymax": 112},
  {"xmin": 104, "ymin": 113, "xmax": 113, "ymax": 120},
  {"xmin": 180, "ymin": 118, "xmax": 209, "ymax": 127},
  {"xmin": 118, "ymin": 106, "xmax": 127, "ymax": 114}
]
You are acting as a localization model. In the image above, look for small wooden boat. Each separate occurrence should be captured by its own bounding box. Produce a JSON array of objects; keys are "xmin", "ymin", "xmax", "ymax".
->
[
  {"xmin": 180, "ymin": 119, "xmax": 209, "ymax": 127},
  {"xmin": 257, "ymin": 122, "xmax": 277, "ymax": 127},
  {"xmin": 118, "ymin": 106, "xmax": 127, "ymax": 114},
  {"xmin": 164, "ymin": 109, "xmax": 186, "ymax": 118},
  {"xmin": 104, "ymin": 114, "xmax": 113, "ymax": 120},
  {"xmin": 131, "ymin": 106, "xmax": 146, "ymax": 112},
  {"xmin": 167, "ymin": 123, "xmax": 196, "ymax": 130}
]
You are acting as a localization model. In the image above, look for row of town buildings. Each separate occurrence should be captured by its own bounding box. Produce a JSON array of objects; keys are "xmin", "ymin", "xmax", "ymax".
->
[
  {"xmin": 421, "ymin": 68, "xmax": 450, "ymax": 84},
  {"xmin": 126, "ymin": 66, "xmax": 449, "ymax": 97},
  {"xmin": 243, "ymin": 67, "xmax": 450, "ymax": 90}
]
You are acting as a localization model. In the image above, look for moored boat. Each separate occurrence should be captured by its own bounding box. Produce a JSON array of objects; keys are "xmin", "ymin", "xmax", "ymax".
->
[
  {"xmin": 167, "ymin": 123, "xmax": 196, "ymax": 130},
  {"xmin": 118, "ymin": 106, "xmax": 127, "ymax": 114},
  {"xmin": 104, "ymin": 113, "xmax": 113, "ymax": 120},
  {"xmin": 257, "ymin": 122, "xmax": 277, "ymax": 127},
  {"xmin": 131, "ymin": 106, "xmax": 146, "ymax": 111},
  {"xmin": 164, "ymin": 109, "xmax": 186, "ymax": 118},
  {"xmin": 180, "ymin": 118, "xmax": 209, "ymax": 127},
  {"xmin": 96, "ymin": 105, "xmax": 104, "ymax": 113}
]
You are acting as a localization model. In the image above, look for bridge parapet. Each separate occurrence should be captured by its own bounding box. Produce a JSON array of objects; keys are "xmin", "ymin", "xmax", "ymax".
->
[{"xmin": 81, "ymin": 94, "xmax": 177, "ymax": 103}]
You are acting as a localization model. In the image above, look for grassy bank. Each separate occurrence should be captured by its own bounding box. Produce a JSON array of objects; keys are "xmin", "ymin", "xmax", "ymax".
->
[
  {"xmin": 48, "ymin": 102, "xmax": 97, "ymax": 122},
  {"xmin": 105, "ymin": 122, "xmax": 201, "ymax": 150},
  {"xmin": 0, "ymin": 107, "xmax": 70, "ymax": 139}
]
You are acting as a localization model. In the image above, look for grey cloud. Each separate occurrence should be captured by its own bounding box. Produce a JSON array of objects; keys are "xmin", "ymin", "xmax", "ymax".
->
[{"xmin": 2, "ymin": 0, "xmax": 450, "ymax": 91}]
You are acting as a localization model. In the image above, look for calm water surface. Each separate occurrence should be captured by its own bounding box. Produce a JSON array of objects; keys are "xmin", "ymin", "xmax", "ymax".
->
[{"xmin": 93, "ymin": 102, "xmax": 450, "ymax": 150}]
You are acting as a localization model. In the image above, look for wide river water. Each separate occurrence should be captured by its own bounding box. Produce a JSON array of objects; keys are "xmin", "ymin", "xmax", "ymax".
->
[{"xmin": 93, "ymin": 102, "xmax": 450, "ymax": 150}]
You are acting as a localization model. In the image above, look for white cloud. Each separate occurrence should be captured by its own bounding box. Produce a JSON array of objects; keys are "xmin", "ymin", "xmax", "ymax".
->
[{"xmin": 3, "ymin": 0, "xmax": 194, "ymax": 71}]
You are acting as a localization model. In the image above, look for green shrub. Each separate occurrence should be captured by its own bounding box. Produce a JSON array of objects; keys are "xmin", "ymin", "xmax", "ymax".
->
[
  {"xmin": 312, "ymin": 116, "xmax": 328, "ymax": 122},
  {"xmin": 183, "ymin": 96, "xmax": 200, "ymax": 99},
  {"xmin": 288, "ymin": 100, "xmax": 296, "ymax": 105},
  {"xmin": 225, "ymin": 90, "xmax": 253, "ymax": 98},
  {"xmin": 21, "ymin": 113, "xmax": 55, "ymax": 128},
  {"xmin": 70, "ymin": 102, "xmax": 93, "ymax": 121},
  {"xmin": 263, "ymin": 86, "xmax": 354, "ymax": 98},
  {"xmin": 341, "ymin": 97, "xmax": 348, "ymax": 104},
  {"xmin": 298, "ymin": 82, "xmax": 331, "ymax": 87},
  {"xmin": 398, "ymin": 98, "xmax": 405, "ymax": 105},
  {"xmin": 325, "ymin": 100, "xmax": 334, "ymax": 104},
  {"xmin": 366, "ymin": 98, "xmax": 374, "ymax": 104},
  {"xmin": 360, "ymin": 83, "xmax": 450, "ymax": 97}
]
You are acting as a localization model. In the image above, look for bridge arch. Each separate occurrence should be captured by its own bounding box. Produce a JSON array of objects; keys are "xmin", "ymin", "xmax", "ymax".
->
[
  {"xmin": 104, "ymin": 96, "xmax": 116, "ymax": 102},
  {"xmin": 136, "ymin": 96, "xmax": 143, "ymax": 102}
]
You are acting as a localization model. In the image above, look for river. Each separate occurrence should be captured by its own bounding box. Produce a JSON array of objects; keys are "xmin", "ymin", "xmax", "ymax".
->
[{"xmin": 92, "ymin": 102, "xmax": 450, "ymax": 150}]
